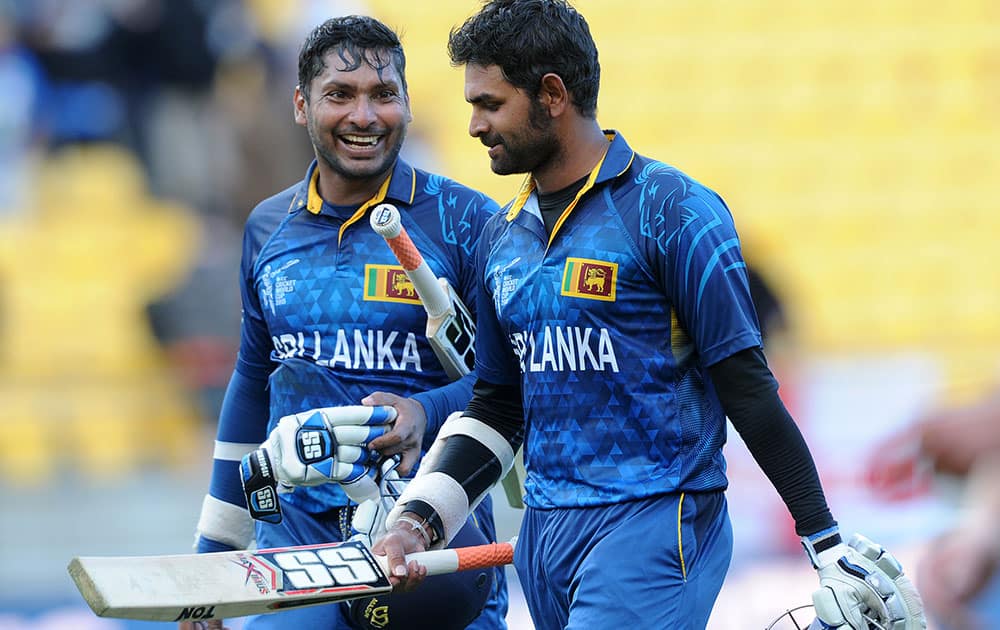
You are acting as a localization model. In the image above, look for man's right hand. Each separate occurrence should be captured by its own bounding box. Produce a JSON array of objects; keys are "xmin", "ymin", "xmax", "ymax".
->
[
  {"xmin": 372, "ymin": 517, "xmax": 430, "ymax": 591},
  {"xmin": 266, "ymin": 405, "xmax": 396, "ymax": 487},
  {"xmin": 178, "ymin": 620, "xmax": 228, "ymax": 630}
]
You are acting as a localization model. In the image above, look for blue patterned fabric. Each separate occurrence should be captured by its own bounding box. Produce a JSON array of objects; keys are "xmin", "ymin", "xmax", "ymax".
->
[
  {"xmin": 206, "ymin": 157, "xmax": 508, "ymax": 629},
  {"xmin": 238, "ymin": 158, "xmax": 497, "ymax": 510},
  {"xmin": 474, "ymin": 132, "xmax": 762, "ymax": 508}
]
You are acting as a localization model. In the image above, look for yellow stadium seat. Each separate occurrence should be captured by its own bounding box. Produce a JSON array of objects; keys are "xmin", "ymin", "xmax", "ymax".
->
[
  {"xmin": 362, "ymin": 0, "xmax": 999, "ymax": 391},
  {"xmin": 0, "ymin": 390, "xmax": 53, "ymax": 486}
]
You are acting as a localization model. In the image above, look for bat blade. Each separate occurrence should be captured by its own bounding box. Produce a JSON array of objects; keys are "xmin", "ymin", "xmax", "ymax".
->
[
  {"xmin": 68, "ymin": 538, "xmax": 516, "ymax": 622},
  {"xmin": 69, "ymin": 540, "xmax": 391, "ymax": 622}
]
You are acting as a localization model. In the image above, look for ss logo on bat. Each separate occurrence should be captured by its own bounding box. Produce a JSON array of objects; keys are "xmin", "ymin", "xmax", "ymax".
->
[{"xmin": 271, "ymin": 544, "xmax": 379, "ymax": 589}]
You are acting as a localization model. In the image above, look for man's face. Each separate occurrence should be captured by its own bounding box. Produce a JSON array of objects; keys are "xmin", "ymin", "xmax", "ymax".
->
[
  {"xmin": 295, "ymin": 49, "xmax": 411, "ymax": 182},
  {"xmin": 464, "ymin": 64, "xmax": 557, "ymax": 176}
]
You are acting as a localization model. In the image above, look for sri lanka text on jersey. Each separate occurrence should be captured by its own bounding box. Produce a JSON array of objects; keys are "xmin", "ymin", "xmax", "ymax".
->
[
  {"xmin": 272, "ymin": 329, "xmax": 423, "ymax": 371},
  {"xmin": 509, "ymin": 326, "xmax": 619, "ymax": 373}
]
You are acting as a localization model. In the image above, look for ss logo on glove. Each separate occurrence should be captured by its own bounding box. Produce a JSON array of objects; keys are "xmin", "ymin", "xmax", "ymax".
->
[
  {"xmin": 240, "ymin": 405, "xmax": 398, "ymax": 525},
  {"xmin": 298, "ymin": 425, "xmax": 331, "ymax": 463}
]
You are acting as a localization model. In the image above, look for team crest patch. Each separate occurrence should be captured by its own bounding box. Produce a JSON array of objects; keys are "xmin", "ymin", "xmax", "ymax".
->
[
  {"xmin": 364, "ymin": 264, "xmax": 421, "ymax": 304},
  {"xmin": 561, "ymin": 257, "xmax": 617, "ymax": 301}
]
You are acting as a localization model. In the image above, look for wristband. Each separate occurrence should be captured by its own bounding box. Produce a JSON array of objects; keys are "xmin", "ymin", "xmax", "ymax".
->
[
  {"xmin": 396, "ymin": 515, "xmax": 433, "ymax": 547},
  {"xmin": 801, "ymin": 526, "xmax": 843, "ymax": 569},
  {"xmin": 400, "ymin": 500, "xmax": 446, "ymax": 544}
]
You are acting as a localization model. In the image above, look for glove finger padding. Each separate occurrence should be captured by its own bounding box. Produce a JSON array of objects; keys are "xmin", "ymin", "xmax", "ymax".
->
[
  {"xmin": 266, "ymin": 406, "xmax": 396, "ymax": 487},
  {"xmin": 350, "ymin": 458, "xmax": 408, "ymax": 547},
  {"xmin": 812, "ymin": 574, "xmax": 881, "ymax": 629},
  {"xmin": 884, "ymin": 573, "xmax": 926, "ymax": 630},
  {"xmin": 810, "ymin": 534, "xmax": 926, "ymax": 630}
]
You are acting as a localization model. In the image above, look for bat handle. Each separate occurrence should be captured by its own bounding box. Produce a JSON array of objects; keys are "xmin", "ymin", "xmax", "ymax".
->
[
  {"xmin": 370, "ymin": 203, "xmax": 403, "ymax": 239},
  {"xmin": 376, "ymin": 537, "xmax": 517, "ymax": 577},
  {"xmin": 369, "ymin": 203, "xmax": 452, "ymax": 318}
]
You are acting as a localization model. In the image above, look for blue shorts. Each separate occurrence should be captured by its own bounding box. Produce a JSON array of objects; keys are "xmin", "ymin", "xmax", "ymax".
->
[
  {"xmin": 514, "ymin": 491, "xmax": 732, "ymax": 630},
  {"xmin": 243, "ymin": 494, "xmax": 508, "ymax": 629}
]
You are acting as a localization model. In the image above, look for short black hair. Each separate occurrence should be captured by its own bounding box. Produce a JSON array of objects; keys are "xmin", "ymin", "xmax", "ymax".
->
[
  {"xmin": 448, "ymin": 0, "xmax": 600, "ymax": 117},
  {"xmin": 298, "ymin": 15, "xmax": 407, "ymax": 100}
]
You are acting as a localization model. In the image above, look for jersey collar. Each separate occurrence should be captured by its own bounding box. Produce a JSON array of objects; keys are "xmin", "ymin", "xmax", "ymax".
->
[
  {"xmin": 288, "ymin": 158, "xmax": 418, "ymax": 245},
  {"xmin": 505, "ymin": 130, "xmax": 635, "ymax": 242},
  {"xmin": 288, "ymin": 158, "xmax": 418, "ymax": 216}
]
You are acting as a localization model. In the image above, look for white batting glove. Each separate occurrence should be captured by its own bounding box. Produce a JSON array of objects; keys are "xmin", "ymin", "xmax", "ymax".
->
[
  {"xmin": 349, "ymin": 457, "xmax": 409, "ymax": 547},
  {"xmin": 804, "ymin": 530, "xmax": 926, "ymax": 630},
  {"xmin": 264, "ymin": 405, "xmax": 397, "ymax": 487}
]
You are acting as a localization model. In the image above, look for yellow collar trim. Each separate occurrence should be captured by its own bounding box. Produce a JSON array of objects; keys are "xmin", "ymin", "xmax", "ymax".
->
[
  {"xmin": 305, "ymin": 169, "xmax": 394, "ymax": 245},
  {"xmin": 306, "ymin": 168, "xmax": 323, "ymax": 214},
  {"xmin": 504, "ymin": 144, "xmax": 613, "ymax": 245},
  {"xmin": 547, "ymin": 150, "xmax": 609, "ymax": 246},
  {"xmin": 505, "ymin": 175, "xmax": 536, "ymax": 222},
  {"xmin": 503, "ymin": 146, "xmax": 611, "ymax": 246},
  {"xmin": 338, "ymin": 174, "xmax": 393, "ymax": 245}
]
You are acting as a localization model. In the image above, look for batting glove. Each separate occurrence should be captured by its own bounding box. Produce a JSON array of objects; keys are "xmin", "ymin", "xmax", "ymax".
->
[
  {"xmin": 350, "ymin": 456, "xmax": 409, "ymax": 548},
  {"xmin": 239, "ymin": 405, "xmax": 396, "ymax": 524},
  {"xmin": 265, "ymin": 405, "xmax": 396, "ymax": 486},
  {"xmin": 804, "ymin": 529, "xmax": 926, "ymax": 629}
]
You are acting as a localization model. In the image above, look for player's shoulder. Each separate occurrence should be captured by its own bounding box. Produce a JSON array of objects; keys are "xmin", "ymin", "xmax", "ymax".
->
[
  {"xmin": 626, "ymin": 153, "xmax": 729, "ymax": 215},
  {"xmin": 411, "ymin": 166, "xmax": 501, "ymax": 215},
  {"xmin": 628, "ymin": 153, "xmax": 717, "ymax": 196},
  {"xmin": 244, "ymin": 181, "xmax": 301, "ymax": 245}
]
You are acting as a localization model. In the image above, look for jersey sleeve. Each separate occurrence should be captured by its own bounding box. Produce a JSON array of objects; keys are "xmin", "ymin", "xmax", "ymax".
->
[
  {"xmin": 411, "ymin": 373, "xmax": 475, "ymax": 450},
  {"xmin": 657, "ymin": 173, "xmax": 762, "ymax": 365},
  {"xmin": 471, "ymin": 213, "xmax": 522, "ymax": 386},
  {"xmin": 235, "ymin": 213, "xmax": 276, "ymax": 374}
]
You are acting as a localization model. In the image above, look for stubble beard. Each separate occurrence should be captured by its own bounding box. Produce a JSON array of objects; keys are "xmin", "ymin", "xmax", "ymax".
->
[
  {"xmin": 490, "ymin": 101, "xmax": 558, "ymax": 176},
  {"xmin": 309, "ymin": 119, "xmax": 406, "ymax": 182}
]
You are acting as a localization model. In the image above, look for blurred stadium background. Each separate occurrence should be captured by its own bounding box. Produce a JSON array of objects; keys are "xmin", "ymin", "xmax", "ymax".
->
[{"xmin": 0, "ymin": 0, "xmax": 997, "ymax": 628}]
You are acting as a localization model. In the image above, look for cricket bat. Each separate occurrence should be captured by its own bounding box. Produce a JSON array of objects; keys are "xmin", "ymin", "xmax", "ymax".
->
[
  {"xmin": 369, "ymin": 204, "xmax": 525, "ymax": 509},
  {"xmin": 369, "ymin": 203, "xmax": 475, "ymax": 381},
  {"xmin": 68, "ymin": 537, "xmax": 516, "ymax": 623}
]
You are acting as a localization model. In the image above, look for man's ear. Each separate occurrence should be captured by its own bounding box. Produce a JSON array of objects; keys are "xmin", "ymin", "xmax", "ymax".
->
[
  {"xmin": 539, "ymin": 72, "xmax": 570, "ymax": 117},
  {"xmin": 293, "ymin": 85, "xmax": 308, "ymax": 126}
]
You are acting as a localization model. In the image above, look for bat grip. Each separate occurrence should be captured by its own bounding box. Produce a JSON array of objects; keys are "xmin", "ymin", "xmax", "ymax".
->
[
  {"xmin": 376, "ymin": 538, "xmax": 516, "ymax": 577},
  {"xmin": 371, "ymin": 203, "xmax": 452, "ymax": 318},
  {"xmin": 383, "ymin": 230, "xmax": 450, "ymax": 316}
]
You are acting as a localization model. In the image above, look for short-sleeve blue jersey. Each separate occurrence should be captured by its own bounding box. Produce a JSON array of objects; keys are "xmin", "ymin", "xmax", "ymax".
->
[
  {"xmin": 222, "ymin": 158, "xmax": 498, "ymax": 513},
  {"xmin": 474, "ymin": 132, "xmax": 762, "ymax": 509}
]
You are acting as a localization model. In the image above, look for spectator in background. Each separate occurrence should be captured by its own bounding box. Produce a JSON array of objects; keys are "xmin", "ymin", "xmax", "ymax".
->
[
  {"xmin": 0, "ymin": 3, "xmax": 44, "ymax": 213},
  {"xmin": 869, "ymin": 389, "xmax": 1000, "ymax": 629}
]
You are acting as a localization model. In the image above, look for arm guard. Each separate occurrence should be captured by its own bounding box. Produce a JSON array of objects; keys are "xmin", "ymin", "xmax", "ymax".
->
[{"xmin": 386, "ymin": 413, "xmax": 515, "ymax": 547}]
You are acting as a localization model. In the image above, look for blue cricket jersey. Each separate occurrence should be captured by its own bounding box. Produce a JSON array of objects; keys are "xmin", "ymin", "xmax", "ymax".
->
[
  {"xmin": 210, "ymin": 158, "xmax": 499, "ymax": 515},
  {"xmin": 475, "ymin": 132, "xmax": 762, "ymax": 509}
]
